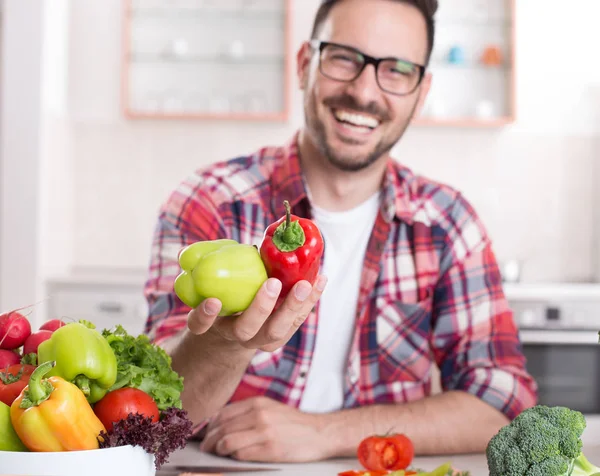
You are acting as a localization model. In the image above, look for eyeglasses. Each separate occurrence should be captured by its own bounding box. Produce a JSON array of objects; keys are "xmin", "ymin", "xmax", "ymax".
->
[{"xmin": 309, "ymin": 40, "xmax": 426, "ymax": 96}]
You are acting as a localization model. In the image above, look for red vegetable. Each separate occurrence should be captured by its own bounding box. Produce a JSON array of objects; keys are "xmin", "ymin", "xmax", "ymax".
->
[
  {"xmin": 357, "ymin": 433, "xmax": 414, "ymax": 472},
  {"xmin": 260, "ymin": 200, "xmax": 324, "ymax": 308},
  {"xmin": 0, "ymin": 363, "xmax": 36, "ymax": 406},
  {"xmin": 0, "ymin": 349, "xmax": 20, "ymax": 369},
  {"xmin": 93, "ymin": 387, "xmax": 160, "ymax": 432},
  {"xmin": 0, "ymin": 311, "xmax": 31, "ymax": 350},
  {"xmin": 23, "ymin": 330, "xmax": 53, "ymax": 355},
  {"xmin": 39, "ymin": 319, "xmax": 67, "ymax": 332},
  {"xmin": 338, "ymin": 471, "xmax": 393, "ymax": 476},
  {"xmin": 338, "ymin": 471, "xmax": 417, "ymax": 476}
]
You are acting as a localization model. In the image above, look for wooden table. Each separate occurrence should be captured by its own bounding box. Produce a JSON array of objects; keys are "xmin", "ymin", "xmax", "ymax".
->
[{"xmin": 158, "ymin": 442, "xmax": 600, "ymax": 476}]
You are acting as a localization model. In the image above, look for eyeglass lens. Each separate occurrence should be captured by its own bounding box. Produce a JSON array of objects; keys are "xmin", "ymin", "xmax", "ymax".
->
[{"xmin": 319, "ymin": 44, "xmax": 421, "ymax": 95}]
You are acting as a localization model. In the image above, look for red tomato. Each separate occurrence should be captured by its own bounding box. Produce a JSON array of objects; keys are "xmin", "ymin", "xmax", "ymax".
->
[
  {"xmin": 93, "ymin": 387, "xmax": 160, "ymax": 432},
  {"xmin": 357, "ymin": 433, "xmax": 415, "ymax": 472},
  {"xmin": 338, "ymin": 471, "xmax": 415, "ymax": 476},
  {"xmin": 0, "ymin": 364, "xmax": 36, "ymax": 406}
]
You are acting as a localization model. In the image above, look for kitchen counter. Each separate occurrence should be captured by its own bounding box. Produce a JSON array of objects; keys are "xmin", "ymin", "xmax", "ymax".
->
[
  {"xmin": 158, "ymin": 441, "xmax": 600, "ymax": 476},
  {"xmin": 158, "ymin": 416, "xmax": 600, "ymax": 476}
]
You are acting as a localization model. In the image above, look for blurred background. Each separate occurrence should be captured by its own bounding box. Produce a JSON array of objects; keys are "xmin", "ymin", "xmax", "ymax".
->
[{"xmin": 1, "ymin": 0, "xmax": 600, "ymax": 413}]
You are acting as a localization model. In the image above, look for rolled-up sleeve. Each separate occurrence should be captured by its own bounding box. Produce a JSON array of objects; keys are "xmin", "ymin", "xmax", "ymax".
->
[{"xmin": 430, "ymin": 194, "xmax": 538, "ymax": 420}]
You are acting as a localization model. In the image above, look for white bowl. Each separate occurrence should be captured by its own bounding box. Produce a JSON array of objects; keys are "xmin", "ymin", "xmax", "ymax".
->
[{"xmin": 0, "ymin": 445, "xmax": 156, "ymax": 476}]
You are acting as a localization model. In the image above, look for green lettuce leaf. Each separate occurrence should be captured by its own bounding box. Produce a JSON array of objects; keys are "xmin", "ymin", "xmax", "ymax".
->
[{"xmin": 101, "ymin": 325, "xmax": 184, "ymax": 410}]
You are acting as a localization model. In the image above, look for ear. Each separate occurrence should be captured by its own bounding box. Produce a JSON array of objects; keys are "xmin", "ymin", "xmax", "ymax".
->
[
  {"xmin": 414, "ymin": 71, "xmax": 432, "ymax": 117},
  {"xmin": 296, "ymin": 41, "xmax": 312, "ymax": 90}
]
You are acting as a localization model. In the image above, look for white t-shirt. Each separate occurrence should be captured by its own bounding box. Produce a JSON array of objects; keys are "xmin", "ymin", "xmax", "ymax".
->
[{"xmin": 299, "ymin": 191, "xmax": 381, "ymax": 413}]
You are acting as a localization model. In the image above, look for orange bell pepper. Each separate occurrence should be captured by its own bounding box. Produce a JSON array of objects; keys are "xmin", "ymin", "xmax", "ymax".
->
[{"xmin": 10, "ymin": 360, "xmax": 107, "ymax": 452}]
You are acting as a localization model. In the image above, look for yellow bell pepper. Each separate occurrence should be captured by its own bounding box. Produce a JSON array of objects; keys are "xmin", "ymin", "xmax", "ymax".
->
[{"xmin": 10, "ymin": 360, "xmax": 107, "ymax": 452}]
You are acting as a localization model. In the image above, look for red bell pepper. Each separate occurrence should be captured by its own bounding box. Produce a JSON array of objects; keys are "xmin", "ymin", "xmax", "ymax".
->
[
  {"xmin": 0, "ymin": 363, "xmax": 36, "ymax": 406},
  {"xmin": 260, "ymin": 200, "xmax": 324, "ymax": 307}
]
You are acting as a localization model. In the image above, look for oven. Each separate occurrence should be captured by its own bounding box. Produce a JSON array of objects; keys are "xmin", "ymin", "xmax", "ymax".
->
[{"xmin": 510, "ymin": 294, "xmax": 600, "ymax": 415}]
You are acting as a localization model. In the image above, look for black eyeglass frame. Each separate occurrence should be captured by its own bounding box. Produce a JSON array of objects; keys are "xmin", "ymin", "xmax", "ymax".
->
[{"xmin": 309, "ymin": 40, "xmax": 427, "ymax": 97}]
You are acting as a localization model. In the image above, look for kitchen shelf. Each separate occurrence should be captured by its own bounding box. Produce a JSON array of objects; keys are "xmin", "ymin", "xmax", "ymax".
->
[
  {"xmin": 415, "ymin": 0, "xmax": 516, "ymax": 127},
  {"xmin": 128, "ymin": 53, "xmax": 285, "ymax": 65},
  {"xmin": 129, "ymin": 8, "xmax": 284, "ymax": 19},
  {"xmin": 120, "ymin": 0, "xmax": 292, "ymax": 121}
]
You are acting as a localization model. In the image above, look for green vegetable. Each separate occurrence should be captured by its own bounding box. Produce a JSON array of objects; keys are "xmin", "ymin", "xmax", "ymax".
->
[
  {"xmin": 174, "ymin": 239, "xmax": 268, "ymax": 315},
  {"xmin": 101, "ymin": 325, "xmax": 183, "ymax": 411},
  {"xmin": 413, "ymin": 463, "xmax": 453, "ymax": 476},
  {"xmin": 0, "ymin": 400, "xmax": 28, "ymax": 451},
  {"xmin": 486, "ymin": 405, "xmax": 600, "ymax": 475},
  {"xmin": 36, "ymin": 321, "xmax": 118, "ymax": 403}
]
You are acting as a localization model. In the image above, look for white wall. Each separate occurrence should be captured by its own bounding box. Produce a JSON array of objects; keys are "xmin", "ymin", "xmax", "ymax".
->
[
  {"xmin": 39, "ymin": 0, "xmax": 600, "ymax": 285},
  {"xmin": 0, "ymin": 0, "xmax": 71, "ymax": 325},
  {"xmin": 0, "ymin": 0, "xmax": 45, "ymax": 315}
]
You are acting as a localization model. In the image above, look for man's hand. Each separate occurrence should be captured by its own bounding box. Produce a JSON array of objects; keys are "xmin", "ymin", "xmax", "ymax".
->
[
  {"xmin": 199, "ymin": 396, "xmax": 331, "ymax": 463},
  {"xmin": 187, "ymin": 275, "xmax": 327, "ymax": 352}
]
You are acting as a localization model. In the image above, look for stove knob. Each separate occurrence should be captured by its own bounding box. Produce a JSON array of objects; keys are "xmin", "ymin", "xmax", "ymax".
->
[{"xmin": 519, "ymin": 309, "xmax": 536, "ymax": 327}]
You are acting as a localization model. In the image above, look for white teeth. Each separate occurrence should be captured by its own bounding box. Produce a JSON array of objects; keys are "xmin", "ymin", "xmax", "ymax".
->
[{"xmin": 334, "ymin": 110, "xmax": 379, "ymax": 128}]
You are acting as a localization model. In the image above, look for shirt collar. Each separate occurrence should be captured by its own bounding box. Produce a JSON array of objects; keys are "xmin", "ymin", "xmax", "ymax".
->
[
  {"xmin": 381, "ymin": 159, "xmax": 415, "ymax": 225},
  {"xmin": 269, "ymin": 131, "xmax": 310, "ymax": 219},
  {"xmin": 270, "ymin": 131, "xmax": 414, "ymax": 224}
]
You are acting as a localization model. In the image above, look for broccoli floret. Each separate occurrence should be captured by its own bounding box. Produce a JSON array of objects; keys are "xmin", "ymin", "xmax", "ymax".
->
[{"xmin": 486, "ymin": 405, "xmax": 600, "ymax": 475}]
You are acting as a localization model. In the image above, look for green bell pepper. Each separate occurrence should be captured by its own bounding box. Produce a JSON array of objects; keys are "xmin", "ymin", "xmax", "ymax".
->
[
  {"xmin": 174, "ymin": 239, "xmax": 268, "ymax": 316},
  {"xmin": 37, "ymin": 321, "xmax": 117, "ymax": 404},
  {"xmin": 0, "ymin": 400, "xmax": 28, "ymax": 451}
]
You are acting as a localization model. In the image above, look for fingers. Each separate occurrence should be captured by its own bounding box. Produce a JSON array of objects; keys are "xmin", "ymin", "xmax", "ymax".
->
[
  {"xmin": 216, "ymin": 430, "xmax": 268, "ymax": 458},
  {"xmin": 187, "ymin": 274, "xmax": 327, "ymax": 350},
  {"xmin": 215, "ymin": 278, "xmax": 282, "ymax": 342},
  {"xmin": 200, "ymin": 398, "xmax": 276, "ymax": 458},
  {"xmin": 186, "ymin": 298, "xmax": 222, "ymax": 335},
  {"xmin": 230, "ymin": 442, "xmax": 273, "ymax": 462},
  {"xmin": 248, "ymin": 275, "xmax": 327, "ymax": 350},
  {"xmin": 200, "ymin": 413, "xmax": 254, "ymax": 454},
  {"xmin": 210, "ymin": 398, "xmax": 257, "ymax": 428},
  {"xmin": 200, "ymin": 397, "xmax": 267, "ymax": 453}
]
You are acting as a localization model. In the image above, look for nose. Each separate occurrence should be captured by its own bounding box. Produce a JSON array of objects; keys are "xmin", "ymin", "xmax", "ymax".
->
[{"xmin": 345, "ymin": 63, "xmax": 382, "ymax": 103}]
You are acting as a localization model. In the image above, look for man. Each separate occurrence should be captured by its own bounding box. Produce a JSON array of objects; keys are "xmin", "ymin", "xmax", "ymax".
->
[{"xmin": 144, "ymin": 0, "xmax": 538, "ymax": 464}]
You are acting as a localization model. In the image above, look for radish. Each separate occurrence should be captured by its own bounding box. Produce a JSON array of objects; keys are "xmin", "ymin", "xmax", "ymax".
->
[
  {"xmin": 23, "ymin": 330, "xmax": 53, "ymax": 355},
  {"xmin": 39, "ymin": 319, "xmax": 66, "ymax": 332},
  {"xmin": 0, "ymin": 311, "xmax": 32, "ymax": 350},
  {"xmin": 0, "ymin": 349, "xmax": 21, "ymax": 369}
]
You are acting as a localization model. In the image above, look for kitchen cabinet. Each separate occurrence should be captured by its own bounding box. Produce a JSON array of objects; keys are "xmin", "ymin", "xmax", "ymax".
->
[
  {"xmin": 120, "ymin": 0, "xmax": 291, "ymax": 121},
  {"xmin": 45, "ymin": 274, "xmax": 149, "ymax": 336},
  {"xmin": 415, "ymin": 0, "xmax": 516, "ymax": 127}
]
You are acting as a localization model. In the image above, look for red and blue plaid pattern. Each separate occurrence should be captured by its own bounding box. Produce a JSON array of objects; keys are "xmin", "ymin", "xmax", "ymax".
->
[{"xmin": 144, "ymin": 131, "xmax": 538, "ymax": 423}]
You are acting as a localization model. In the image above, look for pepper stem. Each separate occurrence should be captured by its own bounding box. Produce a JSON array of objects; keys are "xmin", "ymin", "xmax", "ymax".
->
[
  {"xmin": 19, "ymin": 360, "xmax": 55, "ymax": 409},
  {"xmin": 272, "ymin": 200, "xmax": 306, "ymax": 252},
  {"xmin": 73, "ymin": 375, "xmax": 91, "ymax": 397}
]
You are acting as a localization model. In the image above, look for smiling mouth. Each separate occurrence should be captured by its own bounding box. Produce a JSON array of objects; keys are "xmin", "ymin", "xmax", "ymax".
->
[{"xmin": 332, "ymin": 108, "xmax": 381, "ymax": 131}]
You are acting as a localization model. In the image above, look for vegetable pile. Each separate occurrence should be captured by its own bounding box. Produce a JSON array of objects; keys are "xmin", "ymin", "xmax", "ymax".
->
[
  {"xmin": 339, "ymin": 432, "xmax": 470, "ymax": 476},
  {"xmin": 486, "ymin": 404, "xmax": 600, "ymax": 475},
  {"xmin": 0, "ymin": 310, "xmax": 193, "ymax": 470},
  {"xmin": 102, "ymin": 324, "xmax": 184, "ymax": 411},
  {"xmin": 174, "ymin": 199, "xmax": 325, "ymax": 313}
]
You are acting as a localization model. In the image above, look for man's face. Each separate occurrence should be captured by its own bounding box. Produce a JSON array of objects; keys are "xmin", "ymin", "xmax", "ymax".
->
[{"xmin": 298, "ymin": 0, "xmax": 432, "ymax": 172}]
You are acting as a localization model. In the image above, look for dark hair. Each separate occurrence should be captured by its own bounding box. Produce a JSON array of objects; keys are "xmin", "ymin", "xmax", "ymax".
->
[{"xmin": 310, "ymin": 0, "xmax": 438, "ymax": 65}]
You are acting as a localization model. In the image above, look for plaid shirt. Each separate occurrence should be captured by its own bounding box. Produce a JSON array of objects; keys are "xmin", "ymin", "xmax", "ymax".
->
[{"xmin": 144, "ymin": 131, "xmax": 538, "ymax": 423}]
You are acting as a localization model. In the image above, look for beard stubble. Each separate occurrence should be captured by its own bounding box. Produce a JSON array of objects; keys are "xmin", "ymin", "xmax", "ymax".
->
[{"xmin": 304, "ymin": 90, "xmax": 418, "ymax": 172}]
